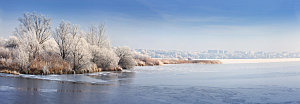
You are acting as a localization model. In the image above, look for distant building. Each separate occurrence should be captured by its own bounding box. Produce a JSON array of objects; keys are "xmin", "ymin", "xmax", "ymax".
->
[{"xmin": 208, "ymin": 50, "xmax": 219, "ymax": 54}]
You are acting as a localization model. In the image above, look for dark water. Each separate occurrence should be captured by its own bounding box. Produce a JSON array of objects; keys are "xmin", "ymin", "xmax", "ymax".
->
[{"xmin": 1, "ymin": 62, "xmax": 300, "ymax": 104}]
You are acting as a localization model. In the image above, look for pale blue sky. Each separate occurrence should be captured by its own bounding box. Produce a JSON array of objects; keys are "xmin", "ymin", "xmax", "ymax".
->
[{"xmin": 1, "ymin": 0, "xmax": 300, "ymax": 51}]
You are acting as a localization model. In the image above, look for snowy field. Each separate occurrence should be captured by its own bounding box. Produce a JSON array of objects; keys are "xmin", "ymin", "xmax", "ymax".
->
[
  {"xmin": 195, "ymin": 58, "xmax": 300, "ymax": 64},
  {"xmin": 220, "ymin": 58, "xmax": 300, "ymax": 64}
]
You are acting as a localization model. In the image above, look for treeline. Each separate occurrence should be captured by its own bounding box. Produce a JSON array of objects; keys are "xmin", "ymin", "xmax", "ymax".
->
[{"xmin": 0, "ymin": 12, "xmax": 137, "ymax": 74}]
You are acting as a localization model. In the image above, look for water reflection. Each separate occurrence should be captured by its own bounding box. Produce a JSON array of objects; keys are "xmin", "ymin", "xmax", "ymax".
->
[
  {"xmin": 88, "ymin": 71, "xmax": 136, "ymax": 85},
  {"xmin": 0, "ymin": 71, "xmax": 136, "ymax": 104},
  {"xmin": 2, "ymin": 63, "xmax": 300, "ymax": 103},
  {"xmin": 12, "ymin": 78, "xmax": 47, "ymax": 104}
]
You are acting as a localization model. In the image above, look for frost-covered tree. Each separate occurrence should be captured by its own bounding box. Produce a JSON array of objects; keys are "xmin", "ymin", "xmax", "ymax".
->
[
  {"xmin": 15, "ymin": 12, "xmax": 51, "ymax": 44},
  {"xmin": 84, "ymin": 24, "xmax": 120, "ymax": 70},
  {"xmin": 14, "ymin": 12, "xmax": 52, "ymax": 61},
  {"xmin": 114, "ymin": 47, "xmax": 136, "ymax": 69},
  {"xmin": 85, "ymin": 24, "xmax": 110, "ymax": 49},
  {"xmin": 0, "ymin": 12, "xmax": 139, "ymax": 74},
  {"xmin": 54, "ymin": 21, "xmax": 73, "ymax": 60},
  {"xmin": 17, "ymin": 30, "xmax": 41, "ymax": 61},
  {"xmin": 69, "ymin": 37, "xmax": 92, "ymax": 71},
  {"xmin": 65, "ymin": 25, "xmax": 91, "ymax": 71}
]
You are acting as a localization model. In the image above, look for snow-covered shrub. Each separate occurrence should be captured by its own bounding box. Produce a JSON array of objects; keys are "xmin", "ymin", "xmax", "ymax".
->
[
  {"xmin": 133, "ymin": 50, "xmax": 150, "ymax": 61},
  {"xmin": 93, "ymin": 48, "xmax": 119, "ymax": 70},
  {"xmin": 42, "ymin": 38, "xmax": 59, "ymax": 56},
  {"xmin": 5, "ymin": 36, "xmax": 19, "ymax": 48},
  {"xmin": 13, "ymin": 46, "xmax": 30, "ymax": 70},
  {"xmin": 114, "ymin": 47, "xmax": 136, "ymax": 69},
  {"xmin": 0, "ymin": 47, "xmax": 10, "ymax": 59}
]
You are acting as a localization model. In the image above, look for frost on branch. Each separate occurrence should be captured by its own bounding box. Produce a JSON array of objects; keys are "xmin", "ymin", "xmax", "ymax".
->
[
  {"xmin": 15, "ymin": 12, "xmax": 51, "ymax": 44},
  {"xmin": 14, "ymin": 12, "xmax": 52, "ymax": 61},
  {"xmin": 17, "ymin": 30, "xmax": 41, "ymax": 62},
  {"xmin": 84, "ymin": 24, "xmax": 121, "ymax": 70},
  {"xmin": 54, "ymin": 21, "xmax": 73, "ymax": 60}
]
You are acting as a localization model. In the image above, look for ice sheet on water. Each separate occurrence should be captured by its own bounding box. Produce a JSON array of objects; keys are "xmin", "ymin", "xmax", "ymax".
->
[
  {"xmin": 128, "ymin": 85, "xmax": 300, "ymax": 104},
  {"xmin": 0, "ymin": 73, "xmax": 109, "ymax": 84},
  {"xmin": 0, "ymin": 85, "xmax": 58, "ymax": 93},
  {"xmin": 0, "ymin": 86, "xmax": 15, "ymax": 91},
  {"xmin": 220, "ymin": 58, "xmax": 300, "ymax": 64}
]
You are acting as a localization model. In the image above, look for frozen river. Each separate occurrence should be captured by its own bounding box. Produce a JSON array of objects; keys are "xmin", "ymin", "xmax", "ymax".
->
[{"xmin": 1, "ymin": 62, "xmax": 300, "ymax": 104}]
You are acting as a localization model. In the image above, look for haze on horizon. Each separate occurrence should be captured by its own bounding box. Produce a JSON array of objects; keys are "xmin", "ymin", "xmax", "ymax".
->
[{"xmin": 1, "ymin": 0, "xmax": 300, "ymax": 52}]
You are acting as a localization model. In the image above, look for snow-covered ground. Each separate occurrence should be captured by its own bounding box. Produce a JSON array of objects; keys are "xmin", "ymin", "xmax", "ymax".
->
[{"xmin": 219, "ymin": 58, "xmax": 300, "ymax": 64}]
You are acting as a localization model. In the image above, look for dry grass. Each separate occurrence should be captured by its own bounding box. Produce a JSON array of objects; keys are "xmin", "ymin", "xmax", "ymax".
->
[
  {"xmin": 75, "ymin": 63, "xmax": 102, "ymax": 74},
  {"xmin": 0, "ymin": 69, "xmax": 20, "ymax": 75},
  {"xmin": 21, "ymin": 55, "xmax": 73, "ymax": 75},
  {"xmin": 0, "ymin": 58, "xmax": 19, "ymax": 71},
  {"xmin": 1, "ymin": 53, "xmax": 221, "ymax": 75},
  {"xmin": 135, "ymin": 58, "xmax": 222, "ymax": 66},
  {"xmin": 101, "ymin": 66, "xmax": 122, "ymax": 71},
  {"xmin": 135, "ymin": 59, "xmax": 146, "ymax": 66}
]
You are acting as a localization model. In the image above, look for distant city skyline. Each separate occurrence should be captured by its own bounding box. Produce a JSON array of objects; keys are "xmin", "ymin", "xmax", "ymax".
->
[{"xmin": 1, "ymin": 0, "xmax": 300, "ymax": 52}]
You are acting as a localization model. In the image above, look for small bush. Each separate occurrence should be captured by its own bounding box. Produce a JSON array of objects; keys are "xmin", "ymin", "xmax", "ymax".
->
[
  {"xmin": 93, "ymin": 49, "xmax": 119, "ymax": 70},
  {"xmin": 0, "ymin": 47, "xmax": 11, "ymax": 59},
  {"xmin": 114, "ymin": 47, "xmax": 136, "ymax": 69}
]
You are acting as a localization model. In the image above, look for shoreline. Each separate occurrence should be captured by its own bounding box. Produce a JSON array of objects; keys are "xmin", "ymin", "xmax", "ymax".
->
[
  {"xmin": 135, "ymin": 59, "xmax": 222, "ymax": 66},
  {"xmin": 2, "ymin": 58, "xmax": 299, "ymax": 75},
  {"xmin": 216, "ymin": 58, "xmax": 300, "ymax": 64},
  {"xmin": 0, "ymin": 59, "xmax": 222, "ymax": 75}
]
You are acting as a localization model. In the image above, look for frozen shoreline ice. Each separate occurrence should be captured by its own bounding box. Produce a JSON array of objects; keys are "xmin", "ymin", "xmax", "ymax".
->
[{"xmin": 197, "ymin": 58, "xmax": 300, "ymax": 64}]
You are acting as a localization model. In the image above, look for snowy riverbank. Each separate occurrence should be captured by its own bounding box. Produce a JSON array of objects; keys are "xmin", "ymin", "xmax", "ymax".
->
[{"xmin": 210, "ymin": 58, "xmax": 300, "ymax": 64}]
